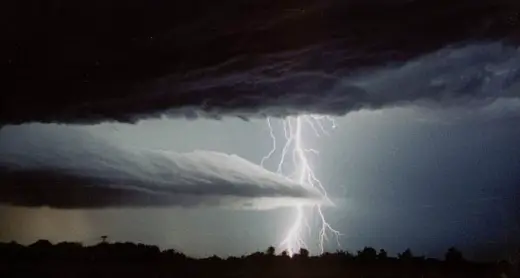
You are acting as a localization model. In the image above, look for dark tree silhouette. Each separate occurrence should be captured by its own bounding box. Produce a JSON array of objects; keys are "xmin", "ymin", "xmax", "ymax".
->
[
  {"xmin": 29, "ymin": 239, "xmax": 53, "ymax": 249},
  {"xmin": 445, "ymin": 247, "xmax": 464, "ymax": 263},
  {"xmin": 398, "ymin": 248, "xmax": 414, "ymax": 261},
  {"xmin": 340, "ymin": 250, "xmax": 355, "ymax": 260},
  {"xmin": 266, "ymin": 246, "xmax": 275, "ymax": 256},
  {"xmin": 0, "ymin": 240, "xmax": 505, "ymax": 278},
  {"xmin": 357, "ymin": 247, "xmax": 378, "ymax": 261},
  {"xmin": 378, "ymin": 249, "xmax": 388, "ymax": 260},
  {"xmin": 100, "ymin": 236, "xmax": 108, "ymax": 243},
  {"xmin": 298, "ymin": 248, "xmax": 309, "ymax": 258}
]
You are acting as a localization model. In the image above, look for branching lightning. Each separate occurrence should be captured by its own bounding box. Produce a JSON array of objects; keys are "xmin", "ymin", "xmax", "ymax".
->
[{"xmin": 261, "ymin": 115, "xmax": 341, "ymax": 256}]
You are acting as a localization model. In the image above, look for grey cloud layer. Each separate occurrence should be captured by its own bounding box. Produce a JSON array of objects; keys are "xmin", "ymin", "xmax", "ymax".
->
[
  {"xmin": 180, "ymin": 43, "xmax": 520, "ymax": 117},
  {"xmin": 0, "ymin": 125, "xmax": 323, "ymax": 209}
]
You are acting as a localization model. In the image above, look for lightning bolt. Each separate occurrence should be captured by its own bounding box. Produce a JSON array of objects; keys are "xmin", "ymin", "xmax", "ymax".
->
[{"xmin": 261, "ymin": 115, "xmax": 341, "ymax": 256}]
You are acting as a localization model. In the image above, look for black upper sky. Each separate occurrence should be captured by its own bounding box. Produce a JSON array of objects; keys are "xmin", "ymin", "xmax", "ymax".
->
[{"xmin": 4, "ymin": 0, "xmax": 520, "ymax": 124}]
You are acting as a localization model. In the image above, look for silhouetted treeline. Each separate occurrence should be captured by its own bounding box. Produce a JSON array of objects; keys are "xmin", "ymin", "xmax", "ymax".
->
[{"xmin": 0, "ymin": 240, "xmax": 517, "ymax": 278}]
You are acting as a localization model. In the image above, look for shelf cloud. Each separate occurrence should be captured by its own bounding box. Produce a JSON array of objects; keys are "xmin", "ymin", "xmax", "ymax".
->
[{"xmin": 0, "ymin": 125, "xmax": 325, "ymax": 209}]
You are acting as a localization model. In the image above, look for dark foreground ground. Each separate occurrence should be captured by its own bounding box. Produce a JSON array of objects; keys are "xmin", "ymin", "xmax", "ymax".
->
[{"xmin": 0, "ymin": 241, "xmax": 518, "ymax": 278}]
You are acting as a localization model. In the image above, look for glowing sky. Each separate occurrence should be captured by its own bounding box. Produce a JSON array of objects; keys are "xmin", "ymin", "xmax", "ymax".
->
[
  {"xmin": 3, "ymin": 0, "xmax": 520, "ymax": 259},
  {"xmin": 1, "ymin": 103, "xmax": 519, "ymax": 260}
]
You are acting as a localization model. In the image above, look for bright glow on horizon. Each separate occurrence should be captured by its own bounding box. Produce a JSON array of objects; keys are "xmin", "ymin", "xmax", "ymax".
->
[{"xmin": 261, "ymin": 115, "xmax": 341, "ymax": 256}]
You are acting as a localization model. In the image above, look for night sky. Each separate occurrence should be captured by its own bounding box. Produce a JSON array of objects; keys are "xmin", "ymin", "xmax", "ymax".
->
[{"xmin": 2, "ymin": 0, "xmax": 520, "ymax": 261}]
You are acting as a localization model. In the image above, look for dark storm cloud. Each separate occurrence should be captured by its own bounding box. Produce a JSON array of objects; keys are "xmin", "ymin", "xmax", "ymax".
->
[
  {"xmin": 4, "ymin": 0, "xmax": 520, "ymax": 124},
  {"xmin": 0, "ymin": 125, "xmax": 324, "ymax": 209}
]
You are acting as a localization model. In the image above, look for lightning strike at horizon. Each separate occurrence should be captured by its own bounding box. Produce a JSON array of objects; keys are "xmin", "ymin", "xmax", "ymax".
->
[{"xmin": 261, "ymin": 115, "xmax": 341, "ymax": 257}]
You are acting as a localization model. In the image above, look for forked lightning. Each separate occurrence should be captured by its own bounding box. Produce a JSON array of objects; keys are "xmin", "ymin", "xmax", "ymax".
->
[{"xmin": 261, "ymin": 115, "xmax": 341, "ymax": 256}]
